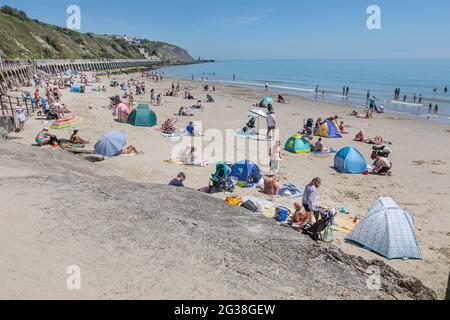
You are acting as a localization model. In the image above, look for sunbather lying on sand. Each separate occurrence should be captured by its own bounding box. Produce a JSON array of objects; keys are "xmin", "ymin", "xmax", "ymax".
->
[
  {"xmin": 355, "ymin": 131, "xmax": 391, "ymax": 145},
  {"xmin": 70, "ymin": 129, "xmax": 89, "ymax": 145},
  {"xmin": 121, "ymin": 145, "xmax": 141, "ymax": 155},
  {"xmin": 178, "ymin": 106, "xmax": 194, "ymax": 117}
]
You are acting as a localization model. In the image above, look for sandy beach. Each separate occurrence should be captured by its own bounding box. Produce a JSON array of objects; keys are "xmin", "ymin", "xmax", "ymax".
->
[{"xmin": 3, "ymin": 71, "xmax": 450, "ymax": 297}]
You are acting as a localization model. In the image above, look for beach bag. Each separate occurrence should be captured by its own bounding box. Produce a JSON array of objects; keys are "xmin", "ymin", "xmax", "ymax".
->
[
  {"xmin": 241, "ymin": 200, "xmax": 258, "ymax": 212},
  {"xmin": 226, "ymin": 197, "xmax": 242, "ymax": 206},
  {"xmin": 275, "ymin": 206, "xmax": 290, "ymax": 222}
]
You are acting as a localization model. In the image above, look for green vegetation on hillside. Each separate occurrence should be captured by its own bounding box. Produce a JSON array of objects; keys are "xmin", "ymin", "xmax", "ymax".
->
[{"xmin": 0, "ymin": 6, "xmax": 195, "ymax": 63}]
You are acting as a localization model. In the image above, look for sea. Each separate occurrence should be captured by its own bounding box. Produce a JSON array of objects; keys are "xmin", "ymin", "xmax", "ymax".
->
[{"xmin": 158, "ymin": 59, "xmax": 450, "ymax": 122}]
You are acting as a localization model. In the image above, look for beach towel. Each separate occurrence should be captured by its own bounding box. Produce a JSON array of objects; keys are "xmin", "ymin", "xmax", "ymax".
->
[
  {"xmin": 234, "ymin": 130, "xmax": 261, "ymax": 141},
  {"xmin": 278, "ymin": 183, "xmax": 304, "ymax": 199},
  {"xmin": 333, "ymin": 214, "xmax": 359, "ymax": 234},
  {"xmin": 164, "ymin": 159, "xmax": 209, "ymax": 167},
  {"xmin": 241, "ymin": 196, "xmax": 275, "ymax": 214},
  {"xmin": 313, "ymin": 149, "xmax": 337, "ymax": 155}
]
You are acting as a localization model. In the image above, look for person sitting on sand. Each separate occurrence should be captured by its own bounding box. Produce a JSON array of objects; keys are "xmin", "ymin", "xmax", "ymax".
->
[
  {"xmin": 278, "ymin": 93, "xmax": 285, "ymax": 103},
  {"xmin": 315, "ymin": 118, "xmax": 323, "ymax": 130},
  {"xmin": 308, "ymin": 137, "xmax": 315, "ymax": 152},
  {"xmin": 350, "ymin": 110, "xmax": 358, "ymax": 116},
  {"xmin": 169, "ymin": 172, "xmax": 186, "ymax": 187},
  {"xmin": 70, "ymin": 129, "xmax": 89, "ymax": 145},
  {"xmin": 365, "ymin": 110, "xmax": 373, "ymax": 119},
  {"xmin": 192, "ymin": 100, "xmax": 203, "ymax": 109},
  {"xmin": 186, "ymin": 122, "xmax": 195, "ymax": 136},
  {"xmin": 264, "ymin": 172, "xmax": 281, "ymax": 196},
  {"xmin": 367, "ymin": 135, "xmax": 384, "ymax": 145},
  {"xmin": 314, "ymin": 138, "xmax": 324, "ymax": 153},
  {"xmin": 339, "ymin": 121, "xmax": 348, "ymax": 134},
  {"xmin": 121, "ymin": 145, "xmax": 140, "ymax": 155},
  {"xmin": 35, "ymin": 128, "xmax": 58, "ymax": 146},
  {"xmin": 371, "ymin": 156, "xmax": 392, "ymax": 176},
  {"xmin": 178, "ymin": 106, "xmax": 189, "ymax": 116},
  {"xmin": 354, "ymin": 131, "xmax": 368, "ymax": 143},
  {"xmin": 293, "ymin": 202, "xmax": 308, "ymax": 226}
]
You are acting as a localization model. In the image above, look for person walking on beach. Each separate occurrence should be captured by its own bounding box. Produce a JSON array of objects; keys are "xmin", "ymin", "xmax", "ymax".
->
[
  {"xmin": 266, "ymin": 107, "xmax": 276, "ymax": 140},
  {"xmin": 418, "ymin": 94, "xmax": 423, "ymax": 104}
]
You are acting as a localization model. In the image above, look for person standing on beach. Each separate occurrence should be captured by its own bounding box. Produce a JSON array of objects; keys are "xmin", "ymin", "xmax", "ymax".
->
[
  {"xmin": 346, "ymin": 86, "xmax": 349, "ymax": 97},
  {"xmin": 429, "ymin": 103, "xmax": 433, "ymax": 113},
  {"xmin": 265, "ymin": 82, "xmax": 269, "ymax": 92},
  {"xmin": 435, "ymin": 105, "xmax": 439, "ymax": 113},
  {"xmin": 302, "ymin": 177, "xmax": 322, "ymax": 224},
  {"xmin": 233, "ymin": 74, "xmax": 236, "ymax": 82},
  {"xmin": 403, "ymin": 94, "xmax": 407, "ymax": 102},
  {"xmin": 413, "ymin": 93, "xmax": 417, "ymax": 103},
  {"xmin": 445, "ymin": 85, "xmax": 448, "ymax": 94},
  {"xmin": 366, "ymin": 90, "xmax": 370, "ymax": 107},
  {"xmin": 343, "ymin": 86, "xmax": 346, "ymax": 97},
  {"xmin": 418, "ymin": 94, "xmax": 423, "ymax": 104},
  {"xmin": 266, "ymin": 107, "xmax": 276, "ymax": 140}
]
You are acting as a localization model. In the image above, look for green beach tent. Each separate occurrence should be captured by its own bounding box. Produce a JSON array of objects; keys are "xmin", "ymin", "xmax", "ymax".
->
[
  {"xmin": 285, "ymin": 134, "xmax": 311, "ymax": 154},
  {"xmin": 127, "ymin": 104, "xmax": 157, "ymax": 127}
]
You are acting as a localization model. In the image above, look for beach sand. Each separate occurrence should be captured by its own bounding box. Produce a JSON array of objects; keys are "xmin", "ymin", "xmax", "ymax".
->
[{"xmin": 5, "ymin": 72, "xmax": 450, "ymax": 296}]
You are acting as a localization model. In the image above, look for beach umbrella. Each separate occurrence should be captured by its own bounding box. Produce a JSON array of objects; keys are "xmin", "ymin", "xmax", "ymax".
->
[
  {"xmin": 249, "ymin": 108, "xmax": 267, "ymax": 119},
  {"xmin": 50, "ymin": 115, "xmax": 84, "ymax": 130},
  {"xmin": 259, "ymin": 97, "xmax": 274, "ymax": 108},
  {"xmin": 94, "ymin": 131, "xmax": 127, "ymax": 156},
  {"xmin": 261, "ymin": 97, "xmax": 274, "ymax": 103}
]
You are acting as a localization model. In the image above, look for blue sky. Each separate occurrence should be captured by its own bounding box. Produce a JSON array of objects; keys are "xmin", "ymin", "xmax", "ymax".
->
[{"xmin": 1, "ymin": 0, "xmax": 450, "ymax": 60}]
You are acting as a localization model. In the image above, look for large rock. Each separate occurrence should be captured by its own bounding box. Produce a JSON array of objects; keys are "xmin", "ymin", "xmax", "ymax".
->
[{"xmin": 0, "ymin": 142, "xmax": 437, "ymax": 300}]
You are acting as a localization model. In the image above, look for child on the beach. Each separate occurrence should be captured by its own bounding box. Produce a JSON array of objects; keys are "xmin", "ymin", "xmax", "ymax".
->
[{"xmin": 169, "ymin": 172, "xmax": 186, "ymax": 187}]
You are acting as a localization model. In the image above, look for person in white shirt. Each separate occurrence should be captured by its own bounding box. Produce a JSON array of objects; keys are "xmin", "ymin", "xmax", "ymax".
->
[
  {"xmin": 266, "ymin": 108, "xmax": 276, "ymax": 140},
  {"xmin": 269, "ymin": 140, "xmax": 283, "ymax": 173}
]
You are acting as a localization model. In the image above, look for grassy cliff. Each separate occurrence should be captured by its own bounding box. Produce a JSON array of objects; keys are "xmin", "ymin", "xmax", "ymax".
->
[{"xmin": 0, "ymin": 6, "xmax": 195, "ymax": 63}]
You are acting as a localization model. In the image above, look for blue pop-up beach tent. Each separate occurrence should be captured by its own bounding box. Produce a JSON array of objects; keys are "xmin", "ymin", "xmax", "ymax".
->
[
  {"xmin": 334, "ymin": 146, "xmax": 367, "ymax": 174},
  {"xmin": 230, "ymin": 160, "xmax": 262, "ymax": 188}
]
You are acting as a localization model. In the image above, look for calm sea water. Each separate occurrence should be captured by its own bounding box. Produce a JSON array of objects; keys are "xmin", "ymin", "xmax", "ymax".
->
[{"xmin": 159, "ymin": 60, "xmax": 450, "ymax": 121}]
